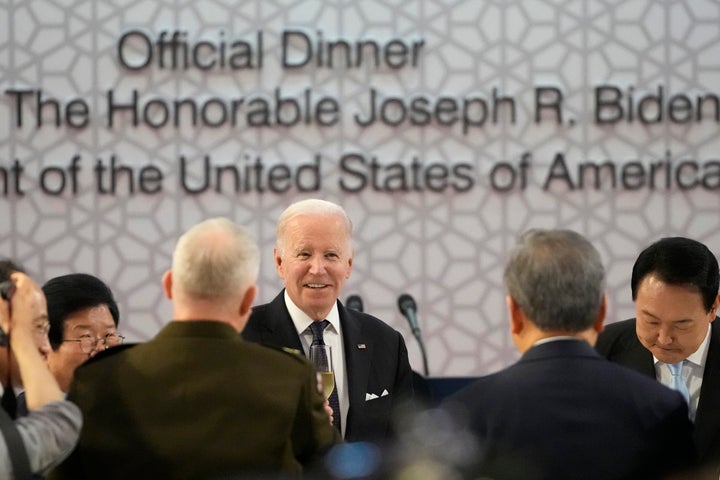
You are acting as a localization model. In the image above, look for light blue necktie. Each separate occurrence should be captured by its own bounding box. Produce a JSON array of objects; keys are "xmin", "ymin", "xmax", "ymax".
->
[{"xmin": 667, "ymin": 361, "xmax": 690, "ymax": 405}]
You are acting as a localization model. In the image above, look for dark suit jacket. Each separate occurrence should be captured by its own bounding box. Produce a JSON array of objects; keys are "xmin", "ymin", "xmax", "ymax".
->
[
  {"xmin": 242, "ymin": 290, "xmax": 414, "ymax": 442},
  {"xmin": 51, "ymin": 321, "xmax": 340, "ymax": 480},
  {"xmin": 443, "ymin": 339, "xmax": 696, "ymax": 480},
  {"xmin": 596, "ymin": 318, "xmax": 720, "ymax": 469}
]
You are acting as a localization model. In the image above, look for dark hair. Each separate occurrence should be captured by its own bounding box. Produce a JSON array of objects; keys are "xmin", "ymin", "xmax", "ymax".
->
[
  {"xmin": 631, "ymin": 237, "xmax": 720, "ymax": 312},
  {"xmin": 0, "ymin": 259, "xmax": 25, "ymax": 282},
  {"xmin": 43, "ymin": 273, "xmax": 120, "ymax": 350}
]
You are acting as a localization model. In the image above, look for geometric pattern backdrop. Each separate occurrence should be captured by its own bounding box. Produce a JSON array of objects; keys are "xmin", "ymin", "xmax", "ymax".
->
[{"xmin": 2, "ymin": 0, "xmax": 720, "ymax": 376}]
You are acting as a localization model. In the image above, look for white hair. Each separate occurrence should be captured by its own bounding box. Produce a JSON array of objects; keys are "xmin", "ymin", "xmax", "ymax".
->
[
  {"xmin": 275, "ymin": 199, "xmax": 353, "ymax": 255},
  {"xmin": 173, "ymin": 218, "xmax": 260, "ymax": 298}
]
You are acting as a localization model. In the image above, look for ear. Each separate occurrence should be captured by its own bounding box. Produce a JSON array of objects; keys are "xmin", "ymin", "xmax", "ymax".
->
[
  {"xmin": 507, "ymin": 295, "xmax": 524, "ymax": 335},
  {"xmin": 238, "ymin": 285, "xmax": 257, "ymax": 318},
  {"xmin": 162, "ymin": 270, "xmax": 173, "ymax": 300},
  {"xmin": 274, "ymin": 247, "xmax": 283, "ymax": 275},
  {"xmin": 346, "ymin": 256, "xmax": 353, "ymax": 279},
  {"xmin": 593, "ymin": 295, "xmax": 607, "ymax": 333},
  {"xmin": 710, "ymin": 294, "xmax": 720, "ymax": 322}
]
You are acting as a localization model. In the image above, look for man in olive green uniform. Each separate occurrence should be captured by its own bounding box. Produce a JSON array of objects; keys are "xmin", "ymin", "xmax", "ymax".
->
[{"xmin": 51, "ymin": 218, "xmax": 340, "ymax": 479}]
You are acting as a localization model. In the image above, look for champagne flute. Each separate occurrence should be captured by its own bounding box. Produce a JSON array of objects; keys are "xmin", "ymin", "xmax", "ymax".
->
[{"xmin": 309, "ymin": 344, "xmax": 335, "ymax": 399}]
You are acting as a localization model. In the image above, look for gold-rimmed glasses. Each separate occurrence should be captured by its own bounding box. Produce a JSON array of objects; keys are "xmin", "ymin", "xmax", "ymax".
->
[{"xmin": 63, "ymin": 332, "xmax": 125, "ymax": 354}]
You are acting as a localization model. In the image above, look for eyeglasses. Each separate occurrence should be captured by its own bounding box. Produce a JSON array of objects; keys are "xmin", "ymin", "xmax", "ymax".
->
[
  {"xmin": 63, "ymin": 333, "xmax": 125, "ymax": 354},
  {"xmin": 33, "ymin": 321, "xmax": 50, "ymax": 336}
]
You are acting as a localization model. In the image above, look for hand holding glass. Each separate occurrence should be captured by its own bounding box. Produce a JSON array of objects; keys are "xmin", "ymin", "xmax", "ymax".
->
[{"xmin": 309, "ymin": 345, "xmax": 335, "ymax": 399}]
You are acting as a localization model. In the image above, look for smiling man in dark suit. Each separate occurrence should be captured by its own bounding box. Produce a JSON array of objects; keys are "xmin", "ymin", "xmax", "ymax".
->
[
  {"xmin": 596, "ymin": 236, "xmax": 720, "ymax": 474},
  {"xmin": 443, "ymin": 229, "xmax": 696, "ymax": 480},
  {"xmin": 242, "ymin": 198, "xmax": 413, "ymax": 442}
]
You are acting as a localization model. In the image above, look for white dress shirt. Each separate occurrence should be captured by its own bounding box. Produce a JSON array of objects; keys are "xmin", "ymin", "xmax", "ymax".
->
[
  {"xmin": 284, "ymin": 291, "xmax": 349, "ymax": 437},
  {"xmin": 654, "ymin": 325, "xmax": 711, "ymax": 422}
]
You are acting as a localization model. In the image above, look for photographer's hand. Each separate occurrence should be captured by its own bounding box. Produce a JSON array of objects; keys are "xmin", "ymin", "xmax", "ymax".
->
[
  {"xmin": 0, "ymin": 281, "xmax": 11, "ymax": 337},
  {"xmin": 7, "ymin": 272, "xmax": 63, "ymax": 409}
]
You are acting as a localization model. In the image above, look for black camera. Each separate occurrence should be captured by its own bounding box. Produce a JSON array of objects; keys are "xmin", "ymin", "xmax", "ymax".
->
[
  {"xmin": 0, "ymin": 280, "xmax": 13, "ymax": 346},
  {"xmin": 0, "ymin": 280, "xmax": 15, "ymax": 301}
]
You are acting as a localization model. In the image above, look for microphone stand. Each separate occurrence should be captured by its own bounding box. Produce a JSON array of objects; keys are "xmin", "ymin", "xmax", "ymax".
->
[
  {"xmin": 398, "ymin": 294, "xmax": 430, "ymax": 377},
  {"xmin": 413, "ymin": 328, "xmax": 429, "ymax": 377}
]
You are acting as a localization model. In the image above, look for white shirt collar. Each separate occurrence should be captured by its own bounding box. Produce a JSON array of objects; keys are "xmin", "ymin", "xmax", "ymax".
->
[
  {"xmin": 652, "ymin": 323, "xmax": 712, "ymax": 368},
  {"xmin": 533, "ymin": 335, "xmax": 581, "ymax": 347},
  {"xmin": 688, "ymin": 324, "xmax": 712, "ymax": 368},
  {"xmin": 283, "ymin": 290, "xmax": 341, "ymax": 337}
]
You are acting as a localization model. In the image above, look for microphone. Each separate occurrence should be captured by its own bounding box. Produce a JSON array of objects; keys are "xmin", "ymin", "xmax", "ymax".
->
[
  {"xmin": 397, "ymin": 293, "xmax": 428, "ymax": 376},
  {"xmin": 346, "ymin": 294, "xmax": 364, "ymax": 313},
  {"xmin": 397, "ymin": 293, "xmax": 420, "ymax": 337}
]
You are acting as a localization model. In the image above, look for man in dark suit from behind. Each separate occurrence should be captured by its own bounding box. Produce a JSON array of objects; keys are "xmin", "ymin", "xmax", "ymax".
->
[
  {"xmin": 596, "ymin": 236, "xmax": 720, "ymax": 474},
  {"xmin": 242, "ymin": 198, "xmax": 413, "ymax": 442},
  {"xmin": 51, "ymin": 218, "xmax": 340, "ymax": 479},
  {"xmin": 443, "ymin": 229, "xmax": 695, "ymax": 480}
]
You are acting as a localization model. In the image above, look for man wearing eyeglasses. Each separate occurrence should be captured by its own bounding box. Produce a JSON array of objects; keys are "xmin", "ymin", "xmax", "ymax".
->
[
  {"xmin": 43, "ymin": 274, "xmax": 123, "ymax": 393},
  {"xmin": 0, "ymin": 261, "xmax": 53, "ymax": 420},
  {"xmin": 0, "ymin": 261, "xmax": 82, "ymax": 477}
]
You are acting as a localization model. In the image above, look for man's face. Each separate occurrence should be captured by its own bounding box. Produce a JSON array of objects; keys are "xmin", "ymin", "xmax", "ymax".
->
[
  {"xmin": 635, "ymin": 274, "xmax": 718, "ymax": 364},
  {"xmin": 47, "ymin": 304, "xmax": 117, "ymax": 392},
  {"xmin": 275, "ymin": 213, "xmax": 353, "ymax": 320}
]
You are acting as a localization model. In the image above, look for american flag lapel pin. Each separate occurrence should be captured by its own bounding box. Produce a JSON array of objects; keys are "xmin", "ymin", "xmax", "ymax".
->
[{"xmin": 357, "ymin": 344, "xmax": 366, "ymax": 349}]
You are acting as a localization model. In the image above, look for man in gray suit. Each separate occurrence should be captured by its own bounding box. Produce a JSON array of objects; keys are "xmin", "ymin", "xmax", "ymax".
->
[{"xmin": 0, "ymin": 261, "xmax": 81, "ymax": 477}]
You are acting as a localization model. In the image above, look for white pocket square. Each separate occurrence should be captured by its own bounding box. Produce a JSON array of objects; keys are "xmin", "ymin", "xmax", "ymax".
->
[{"xmin": 365, "ymin": 390, "xmax": 390, "ymax": 401}]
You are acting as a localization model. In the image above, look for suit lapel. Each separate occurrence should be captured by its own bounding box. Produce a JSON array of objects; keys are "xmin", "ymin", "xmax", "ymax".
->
[
  {"xmin": 627, "ymin": 341, "xmax": 656, "ymax": 378},
  {"xmin": 339, "ymin": 303, "xmax": 371, "ymax": 411},
  {"xmin": 695, "ymin": 320, "xmax": 720, "ymax": 459},
  {"xmin": 617, "ymin": 321, "xmax": 656, "ymax": 378},
  {"xmin": 258, "ymin": 291, "xmax": 304, "ymax": 352}
]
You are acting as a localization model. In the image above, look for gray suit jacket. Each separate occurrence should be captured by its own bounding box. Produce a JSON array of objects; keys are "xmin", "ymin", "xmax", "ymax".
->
[
  {"xmin": 242, "ymin": 290, "xmax": 414, "ymax": 442},
  {"xmin": 1, "ymin": 400, "xmax": 81, "ymax": 478}
]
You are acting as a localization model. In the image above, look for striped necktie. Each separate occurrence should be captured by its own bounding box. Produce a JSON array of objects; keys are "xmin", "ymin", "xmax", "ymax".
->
[{"xmin": 309, "ymin": 320, "xmax": 341, "ymax": 431}]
